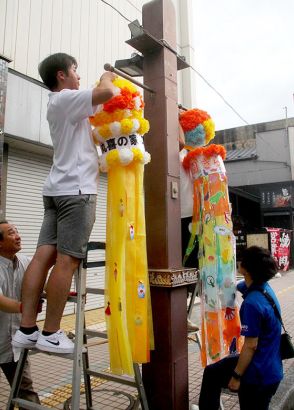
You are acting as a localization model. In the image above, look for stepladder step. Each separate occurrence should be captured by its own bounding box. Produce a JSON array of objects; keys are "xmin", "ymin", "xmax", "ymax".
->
[
  {"xmin": 12, "ymin": 398, "xmax": 47, "ymax": 410},
  {"xmin": 7, "ymin": 245, "xmax": 149, "ymax": 410}
]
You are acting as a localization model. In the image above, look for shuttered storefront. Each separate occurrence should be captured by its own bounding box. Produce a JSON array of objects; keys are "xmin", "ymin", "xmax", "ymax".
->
[{"xmin": 5, "ymin": 147, "xmax": 107, "ymax": 317}]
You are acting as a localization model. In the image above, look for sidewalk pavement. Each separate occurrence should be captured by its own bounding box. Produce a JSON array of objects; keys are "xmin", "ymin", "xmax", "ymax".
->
[{"xmin": 1, "ymin": 271, "xmax": 294, "ymax": 409}]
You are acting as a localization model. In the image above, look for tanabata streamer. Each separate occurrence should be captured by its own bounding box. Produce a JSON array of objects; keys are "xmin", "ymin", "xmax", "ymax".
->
[
  {"xmin": 180, "ymin": 109, "xmax": 242, "ymax": 366},
  {"xmin": 90, "ymin": 78, "xmax": 154, "ymax": 375}
]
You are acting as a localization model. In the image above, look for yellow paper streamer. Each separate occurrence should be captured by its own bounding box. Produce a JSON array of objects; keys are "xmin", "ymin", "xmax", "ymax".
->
[{"xmin": 92, "ymin": 77, "xmax": 153, "ymax": 375}]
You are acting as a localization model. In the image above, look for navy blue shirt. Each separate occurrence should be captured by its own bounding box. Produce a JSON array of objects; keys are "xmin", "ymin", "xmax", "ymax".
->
[{"xmin": 237, "ymin": 280, "xmax": 283, "ymax": 385}]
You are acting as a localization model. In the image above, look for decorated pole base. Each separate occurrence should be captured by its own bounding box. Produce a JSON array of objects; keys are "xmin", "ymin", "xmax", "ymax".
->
[
  {"xmin": 148, "ymin": 268, "xmax": 198, "ymax": 287},
  {"xmin": 143, "ymin": 269, "xmax": 195, "ymax": 410}
]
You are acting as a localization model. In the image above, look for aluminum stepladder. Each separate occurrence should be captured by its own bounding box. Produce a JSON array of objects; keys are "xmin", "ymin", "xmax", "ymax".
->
[
  {"xmin": 7, "ymin": 250, "xmax": 89, "ymax": 410},
  {"xmin": 187, "ymin": 273, "xmax": 202, "ymax": 349},
  {"xmin": 7, "ymin": 241, "xmax": 149, "ymax": 410},
  {"xmin": 81, "ymin": 242, "xmax": 149, "ymax": 410}
]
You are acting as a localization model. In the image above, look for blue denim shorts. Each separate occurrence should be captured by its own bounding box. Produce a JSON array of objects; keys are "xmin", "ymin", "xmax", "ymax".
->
[{"xmin": 37, "ymin": 195, "xmax": 97, "ymax": 259}]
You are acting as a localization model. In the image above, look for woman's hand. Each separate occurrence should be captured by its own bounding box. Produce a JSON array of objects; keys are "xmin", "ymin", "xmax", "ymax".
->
[{"xmin": 228, "ymin": 376, "xmax": 240, "ymax": 392}]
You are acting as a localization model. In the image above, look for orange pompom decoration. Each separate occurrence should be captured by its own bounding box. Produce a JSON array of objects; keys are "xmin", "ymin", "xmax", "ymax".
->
[
  {"xmin": 103, "ymin": 88, "xmax": 133, "ymax": 112},
  {"xmin": 179, "ymin": 109, "xmax": 210, "ymax": 132},
  {"xmin": 103, "ymin": 88, "xmax": 142, "ymax": 113},
  {"xmin": 182, "ymin": 144, "xmax": 226, "ymax": 170}
]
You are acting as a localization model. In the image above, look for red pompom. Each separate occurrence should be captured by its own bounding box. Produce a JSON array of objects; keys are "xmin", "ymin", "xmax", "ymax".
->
[
  {"xmin": 103, "ymin": 88, "xmax": 143, "ymax": 113},
  {"xmin": 179, "ymin": 109, "xmax": 210, "ymax": 132},
  {"xmin": 182, "ymin": 144, "xmax": 226, "ymax": 170}
]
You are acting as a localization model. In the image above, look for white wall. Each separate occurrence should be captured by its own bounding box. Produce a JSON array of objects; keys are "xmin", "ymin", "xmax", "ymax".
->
[
  {"xmin": 1, "ymin": 0, "xmax": 196, "ymax": 143},
  {"xmin": 0, "ymin": 0, "xmax": 194, "ymax": 93},
  {"xmin": 4, "ymin": 72, "xmax": 51, "ymax": 144},
  {"xmin": 226, "ymin": 128, "xmax": 292, "ymax": 186},
  {"xmin": 226, "ymin": 159, "xmax": 291, "ymax": 187},
  {"xmin": 288, "ymin": 126, "xmax": 294, "ymax": 180},
  {"xmin": 176, "ymin": 0, "xmax": 197, "ymax": 108},
  {"xmin": 0, "ymin": 0, "xmax": 146, "ymax": 88},
  {"xmin": 256, "ymin": 129, "xmax": 290, "ymax": 167}
]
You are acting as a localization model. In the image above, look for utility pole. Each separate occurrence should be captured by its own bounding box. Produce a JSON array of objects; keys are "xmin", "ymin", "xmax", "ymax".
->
[{"xmin": 125, "ymin": 1, "xmax": 197, "ymax": 409}]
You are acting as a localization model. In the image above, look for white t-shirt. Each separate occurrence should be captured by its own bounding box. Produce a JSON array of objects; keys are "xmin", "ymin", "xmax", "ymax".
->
[
  {"xmin": 43, "ymin": 89, "xmax": 99, "ymax": 196},
  {"xmin": 180, "ymin": 149, "xmax": 193, "ymax": 218}
]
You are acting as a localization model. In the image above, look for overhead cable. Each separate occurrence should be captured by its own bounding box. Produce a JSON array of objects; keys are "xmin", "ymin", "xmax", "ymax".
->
[{"xmin": 100, "ymin": 0, "xmax": 249, "ymax": 125}]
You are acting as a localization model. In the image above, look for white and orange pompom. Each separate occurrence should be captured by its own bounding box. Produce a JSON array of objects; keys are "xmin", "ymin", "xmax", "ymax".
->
[
  {"xmin": 90, "ymin": 77, "xmax": 150, "ymax": 170},
  {"xmin": 179, "ymin": 108, "xmax": 215, "ymax": 150}
]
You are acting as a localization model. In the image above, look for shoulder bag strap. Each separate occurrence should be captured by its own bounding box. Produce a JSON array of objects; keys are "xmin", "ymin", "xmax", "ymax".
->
[{"xmin": 257, "ymin": 288, "xmax": 287, "ymax": 333}]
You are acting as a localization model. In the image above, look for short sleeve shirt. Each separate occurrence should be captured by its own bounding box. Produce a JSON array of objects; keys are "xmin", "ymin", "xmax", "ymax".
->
[
  {"xmin": 180, "ymin": 149, "xmax": 193, "ymax": 218},
  {"xmin": 43, "ymin": 89, "xmax": 99, "ymax": 196},
  {"xmin": 0, "ymin": 254, "xmax": 31, "ymax": 363},
  {"xmin": 239, "ymin": 281, "xmax": 283, "ymax": 385}
]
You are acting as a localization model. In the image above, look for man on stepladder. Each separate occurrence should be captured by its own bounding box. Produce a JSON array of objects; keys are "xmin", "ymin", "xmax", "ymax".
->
[{"xmin": 13, "ymin": 53, "xmax": 116, "ymax": 354}]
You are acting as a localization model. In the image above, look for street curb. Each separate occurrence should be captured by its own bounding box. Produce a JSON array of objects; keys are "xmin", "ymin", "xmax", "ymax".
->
[{"xmin": 270, "ymin": 361, "xmax": 294, "ymax": 410}]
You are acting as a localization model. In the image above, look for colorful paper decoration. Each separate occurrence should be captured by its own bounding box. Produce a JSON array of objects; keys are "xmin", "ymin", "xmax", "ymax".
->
[
  {"xmin": 180, "ymin": 109, "xmax": 242, "ymax": 366},
  {"xmin": 90, "ymin": 78, "xmax": 154, "ymax": 375}
]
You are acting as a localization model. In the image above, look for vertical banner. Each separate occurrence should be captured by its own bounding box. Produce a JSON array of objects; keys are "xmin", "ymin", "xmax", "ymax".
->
[
  {"xmin": 266, "ymin": 228, "xmax": 291, "ymax": 271},
  {"xmin": 278, "ymin": 230, "xmax": 291, "ymax": 271}
]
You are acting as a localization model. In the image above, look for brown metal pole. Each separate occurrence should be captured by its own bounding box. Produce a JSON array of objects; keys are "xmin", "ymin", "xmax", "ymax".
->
[
  {"xmin": 104, "ymin": 63, "xmax": 155, "ymax": 94},
  {"xmin": 141, "ymin": 1, "xmax": 194, "ymax": 409}
]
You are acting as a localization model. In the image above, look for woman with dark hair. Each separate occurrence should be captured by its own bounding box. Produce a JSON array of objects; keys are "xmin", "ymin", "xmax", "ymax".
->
[{"xmin": 191, "ymin": 246, "xmax": 283, "ymax": 410}]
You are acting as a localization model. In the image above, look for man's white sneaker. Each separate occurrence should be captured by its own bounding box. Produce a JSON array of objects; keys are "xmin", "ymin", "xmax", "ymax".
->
[
  {"xmin": 36, "ymin": 330, "xmax": 74, "ymax": 354},
  {"xmin": 190, "ymin": 405, "xmax": 199, "ymax": 410},
  {"xmin": 12, "ymin": 329, "xmax": 39, "ymax": 349}
]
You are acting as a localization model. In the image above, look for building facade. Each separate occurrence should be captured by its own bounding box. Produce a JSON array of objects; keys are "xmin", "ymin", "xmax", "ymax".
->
[
  {"xmin": 215, "ymin": 118, "xmax": 294, "ymax": 266},
  {"xmin": 0, "ymin": 0, "xmax": 197, "ymax": 314}
]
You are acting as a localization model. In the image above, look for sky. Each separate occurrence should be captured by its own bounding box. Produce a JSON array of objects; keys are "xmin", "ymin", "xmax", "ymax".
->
[{"xmin": 192, "ymin": 0, "xmax": 294, "ymax": 131}]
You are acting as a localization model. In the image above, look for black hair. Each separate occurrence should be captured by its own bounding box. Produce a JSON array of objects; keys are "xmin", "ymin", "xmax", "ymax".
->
[
  {"xmin": 38, "ymin": 53, "xmax": 77, "ymax": 90},
  {"xmin": 0, "ymin": 220, "xmax": 9, "ymax": 241},
  {"xmin": 240, "ymin": 246, "xmax": 278, "ymax": 284}
]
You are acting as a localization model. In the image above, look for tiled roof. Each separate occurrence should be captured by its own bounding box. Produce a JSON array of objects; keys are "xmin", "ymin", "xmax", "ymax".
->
[{"xmin": 225, "ymin": 146, "xmax": 257, "ymax": 161}]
